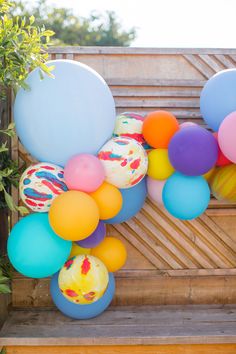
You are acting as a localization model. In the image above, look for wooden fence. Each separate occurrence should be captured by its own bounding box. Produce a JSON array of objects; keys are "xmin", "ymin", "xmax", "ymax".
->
[{"xmin": 11, "ymin": 47, "xmax": 236, "ymax": 307}]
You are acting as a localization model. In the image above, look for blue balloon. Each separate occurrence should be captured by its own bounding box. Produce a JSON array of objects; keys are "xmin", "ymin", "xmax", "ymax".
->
[
  {"xmin": 163, "ymin": 172, "xmax": 210, "ymax": 220},
  {"xmin": 50, "ymin": 272, "xmax": 115, "ymax": 319},
  {"xmin": 104, "ymin": 178, "xmax": 147, "ymax": 224},
  {"xmin": 7, "ymin": 213, "xmax": 71, "ymax": 278},
  {"xmin": 200, "ymin": 69, "xmax": 236, "ymax": 131},
  {"xmin": 14, "ymin": 60, "xmax": 116, "ymax": 166}
]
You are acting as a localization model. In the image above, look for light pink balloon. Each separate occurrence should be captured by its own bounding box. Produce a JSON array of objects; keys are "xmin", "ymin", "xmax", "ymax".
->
[
  {"xmin": 180, "ymin": 122, "xmax": 197, "ymax": 129},
  {"xmin": 218, "ymin": 112, "xmax": 236, "ymax": 163},
  {"xmin": 147, "ymin": 177, "xmax": 166, "ymax": 205},
  {"xmin": 64, "ymin": 154, "xmax": 105, "ymax": 192}
]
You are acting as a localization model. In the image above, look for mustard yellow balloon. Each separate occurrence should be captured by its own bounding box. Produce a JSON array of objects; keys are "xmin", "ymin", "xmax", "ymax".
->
[
  {"xmin": 148, "ymin": 149, "xmax": 175, "ymax": 180},
  {"xmin": 68, "ymin": 243, "xmax": 90, "ymax": 259},
  {"xmin": 91, "ymin": 237, "xmax": 127, "ymax": 272},
  {"xmin": 49, "ymin": 191, "xmax": 99, "ymax": 241},
  {"xmin": 210, "ymin": 164, "xmax": 236, "ymax": 203},
  {"xmin": 203, "ymin": 167, "xmax": 216, "ymax": 183},
  {"xmin": 59, "ymin": 255, "xmax": 109, "ymax": 304}
]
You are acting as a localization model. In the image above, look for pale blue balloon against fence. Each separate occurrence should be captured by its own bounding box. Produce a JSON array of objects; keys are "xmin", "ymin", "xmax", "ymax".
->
[
  {"xmin": 200, "ymin": 69, "xmax": 236, "ymax": 131},
  {"xmin": 14, "ymin": 60, "xmax": 116, "ymax": 166}
]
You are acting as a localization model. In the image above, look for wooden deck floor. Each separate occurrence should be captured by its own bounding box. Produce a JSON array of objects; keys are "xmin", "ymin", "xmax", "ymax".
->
[{"xmin": 1, "ymin": 305, "xmax": 236, "ymax": 347}]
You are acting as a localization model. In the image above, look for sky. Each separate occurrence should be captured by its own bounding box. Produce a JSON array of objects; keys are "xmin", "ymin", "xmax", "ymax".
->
[{"xmin": 29, "ymin": 0, "xmax": 236, "ymax": 47}]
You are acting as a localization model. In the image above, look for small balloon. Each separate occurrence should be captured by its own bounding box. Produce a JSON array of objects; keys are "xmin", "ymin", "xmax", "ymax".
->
[
  {"xmin": 147, "ymin": 177, "xmax": 166, "ymax": 205},
  {"xmin": 69, "ymin": 243, "xmax": 90, "ymax": 259},
  {"xmin": 148, "ymin": 149, "xmax": 174, "ymax": 180},
  {"xmin": 213, "ymin": 132, "xmax": 231, "ymax": 167},
  {"xmin": 76, "ymin": 221, "xmax": 106, "ymax": 248},
  {"xmin": 218, "ymin": 112, "xmax": 236, "ymax": 163},
  {"xmin": 210, "ymin": 164, "xmax": 236, "ymax": 203}
]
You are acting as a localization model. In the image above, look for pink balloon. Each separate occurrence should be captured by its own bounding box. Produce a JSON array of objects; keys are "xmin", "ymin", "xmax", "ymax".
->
[
  {"xmin": 64, "ymin": 154, "xmax": 105, "ymax": 192},
  {"xmin": 147, "ymin": 177, "xmax": 166, "ymax": 205},
  {"xmin": 180, "ymin": 122, "xmax": 197, "ymax": 129},
  {"xmin": 218, "ymin": 112, "xmax": 236, "ymax": 163}
]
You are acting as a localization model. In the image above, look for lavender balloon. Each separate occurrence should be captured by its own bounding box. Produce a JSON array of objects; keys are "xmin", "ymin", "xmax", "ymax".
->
[
  {"xmin": 168, "ymin": 126, "xmax": 218, "ymax": 176},
  {"xmin": 76, "ymin": 221, "xmax": 106, "ymax": 248}
]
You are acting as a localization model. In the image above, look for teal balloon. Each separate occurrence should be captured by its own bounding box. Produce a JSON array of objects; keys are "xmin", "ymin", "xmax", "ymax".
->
[
  {"xmin": 104, "ymin": 178, "xmax": 147, "ymax": 224},
  {"xmin": 14, "ymin": 60, "xmax": 116, "ymax": 166},
  {"xmin": 7, "ymin": 213, "xmax": 72, "ymax": 278},
  {"xmin": 163, "ymin": 172, "xmax": 210, "ymax": 220}
]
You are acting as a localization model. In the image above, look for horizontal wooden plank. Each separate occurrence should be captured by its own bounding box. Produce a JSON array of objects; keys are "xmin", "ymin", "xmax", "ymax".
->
[
  {"xmin": 11, "ymin": 272, "xmax": 236, "ymax": 307},
  {"xmin": 5, "ymin": 344, "xmax": 236, "ymax": 354},
  {"xmin": 48, "ymin": 47, "xmax": 236, "ymax": 55},
  {"xmin": 107, "ymin": 79, "xmax": 205, "ymax": 86},
  {"xmin": 111, "ymin": 87, "xmax": 201, "ymax": 97},
  {"xmin": 1, "ymin": 305, "xmax": 236, "ymax": 346},
  {"xmin": 114, "ymin": 98, "xmax": 199, "ymax": 108}
]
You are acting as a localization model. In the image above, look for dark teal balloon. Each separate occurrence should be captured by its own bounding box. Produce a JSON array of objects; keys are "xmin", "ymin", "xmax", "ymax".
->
[
  {"xmin": 50, "ymin": 272, "xmax": 115, "ymax": 319},
  {"xmin": 104, "ymin": 178, "xmax": 147, "ymax": 224},
  {"xmin": 7, "ymin": 213, "xmax": 72, "ymax": 278},
  {"xmin": 163, "ymin": 172, "xmax": 210, "ymax": 220}
]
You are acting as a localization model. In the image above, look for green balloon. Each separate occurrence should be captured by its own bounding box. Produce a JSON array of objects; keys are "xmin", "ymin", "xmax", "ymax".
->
[{"xmin": 7, "ymin": 213, "xmax": 72, "ymax": 278}]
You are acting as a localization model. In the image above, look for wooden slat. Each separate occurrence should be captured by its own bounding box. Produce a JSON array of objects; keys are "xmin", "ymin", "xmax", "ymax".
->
[
  {"xmin": 183, "ymin": 55, "xmax": 214, "ymax": 79},
  {"xmin": 1, "ymin": 305, "xmax": 236, "ymax": 346},
  {"xmin": 114, "ymin": 98, "xmax": 199, "ymax": 108},
  {"xmin": 198, "ymin": 55, "xmax": 224, "ymax": 73},
  {"xmin": 214, "ymin": 55, "xmax": 235, "ymax": 69}
]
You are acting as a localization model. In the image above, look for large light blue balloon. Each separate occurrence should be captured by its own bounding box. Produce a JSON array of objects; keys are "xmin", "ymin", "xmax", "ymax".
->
[
  {"xmin": 14, "ymin": 60, "xmax": 116, "ymax": 166},
  {"xmin": 50, "ymin": 272, "xmax": 115, "ymax": 320},
  {"xmin": 104, "ymin": 178, "xmax": 147, "ymax": 224},
  {"xmin": 163, "ymin": 172, "xmax": 210, "ymax": 220},
  {"xmin": 200, "ymin": 69, "xmax": 236, "ymax": 131},
  {"xmin": 7, "ymin": 213, "xmax": 72, "ymax": 278}
]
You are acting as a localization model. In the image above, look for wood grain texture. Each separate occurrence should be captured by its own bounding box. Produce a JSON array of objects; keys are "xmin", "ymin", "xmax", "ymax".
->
[
  {"xmin": 1, "ymin": 305, "xmax": 236, "ymax": 346},
  {"xmin": 5, "ymin": 344, "xmax": 236, "ymax": 354}
]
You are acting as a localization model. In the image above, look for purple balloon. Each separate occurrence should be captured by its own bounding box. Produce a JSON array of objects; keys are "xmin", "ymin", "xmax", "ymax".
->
[
  {"xmin": 76, "ymin": 221, "xmax": 106, "ymax": 248},
  {"xmin": 168, "ymin": 126, "xmax": 218, "ymax": 176}
]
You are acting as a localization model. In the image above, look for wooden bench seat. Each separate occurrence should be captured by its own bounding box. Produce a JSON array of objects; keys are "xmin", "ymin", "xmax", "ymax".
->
[{"xmin": 1, "ymin": 305, "xmax": 236, "ymax": 353}]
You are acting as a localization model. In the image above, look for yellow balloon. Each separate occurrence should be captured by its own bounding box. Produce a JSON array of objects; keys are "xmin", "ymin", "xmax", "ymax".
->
[
  {"xmin": 147, "ymin": 149, "xmax": 175, "ymax": 180},
  {"xmin": 69, "ymin": 243, "xmax": 90, "ymax": 259},
  {"xmin": 91, "ymin": 237, "xmax": 127, "ymax": 272},
  {"xmin": 203, "ymin": 167, "xmax": 216, "ymax": 183},
  {"xmin": 59, "ymin": 255, "xmax": 109, "ymax": 305},
  {"xmin": 210, "ymin": 164, "xmax": 236, "ymax": 203}
]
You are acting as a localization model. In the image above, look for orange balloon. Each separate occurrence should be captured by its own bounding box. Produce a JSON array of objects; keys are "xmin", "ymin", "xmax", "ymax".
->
[
  {"xmin": 90, "ymin": 182, "xmax": 122, "ymax": 220},
  {"xmin": 49, "ymin": 191, "xmax": 99, "ymax": 241},
  {"xmin": 91, "ymin": 237, "xmax": 127, "ymax": 272},
  {"xmin": 142, "ymin": 111, "xmax": 179, "ymax": 148}
]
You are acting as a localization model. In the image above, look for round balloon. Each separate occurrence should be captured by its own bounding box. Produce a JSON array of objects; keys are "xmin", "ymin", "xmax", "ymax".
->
[
  {"xmin": 218, "ymin": 112, "xmax": 236, "ymax": 163},
  {"xmin": 113, "ymin": 112, "xmax": 149, "ymax": 149},
  {"xmin": 200, "ymin": 69, "xmax": 236, "ymax": 131},
  {"xmin": 64, "ymin": 154, "xmax": 105, "ymax": 192},
  {"xmin": 58, "ymin": 255, "xmax": 109, "ymax": 304},
  {"xmin": 147, "ymin": 177, "xmax": 166, "ymax": 205},
  {"xmin": 91, "ymin": 237, "xmax": 127, "ymax": 272},
  {"xmin": 50, "ymin": 271, "xmax": 115, "ymax": 320},
  {"xmin": 168, "ymin": 126, "xmax": 218, "ymax": 176},
  {"xmin": 7, "ymin": 213, "xmax": 71, "ymax": 278},
  {"xmin": 104, "ymin": 178, "xmax": 147, "ymax": 224},
  {"xmin": 213, "ymin": 132, "xmax": 231, "ymax": 167},
  {"xmin": 142, "ymin": 111, "xmax": 179, "ymax": 148},
  {"xmin": 148, "ymin": 149, "xmax": 175, "ymax": 180},
  {"xmin": 14, "ymin": 60, "xmax": 116, "ymax": 166},
  {"xmin": 163, "ymin": 172, "xmax": 210, "ymax": 220},
  {"xmin": 180, "ymin": 122, "xmax": 197, "ymax": 129},
  {"xmin": 19, "ymin": 163, "xmax": 67, "ymax": 212},
  {"xmin": 49, "ymin": 190, "xmax": 99, "ymax": 241},
  {"xmin": 90, "ymin": 182, "xmax": 123, "ymax": 220},
  {"xmin": 98, "ymin": 137, "xmax": 148, "ymax": 188},
  {"xmin": 210, "ymin": 164, "xmax": 236, "ymax": 202},
  {"xmin": 77, "ymin": 221, "xmax": 106, "ymax": 248},
  {"xmin": 69, "ymin": 243, "xmax": 90, "ymax": 259}
]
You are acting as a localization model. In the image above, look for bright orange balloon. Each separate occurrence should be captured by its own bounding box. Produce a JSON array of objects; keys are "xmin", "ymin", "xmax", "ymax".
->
[
  {"xmin": 91, "ymin": 237, "xmax": 127, "ymax": 272},
  {"xmin": 90, "ymin": 182, "xmax": 122, "ymax": 220},
  {"xmin": 49, "ymin": 191, "xmax": 99, "ymax": 241},
  {"xmin": 142, "ymin": 111, "xmax": 179, "ymax": 148}
]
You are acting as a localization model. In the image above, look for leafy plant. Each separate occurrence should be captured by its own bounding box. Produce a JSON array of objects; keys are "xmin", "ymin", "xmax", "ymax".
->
[
  {"xmin": 0, "ymin": 257, "xmax": 11, "ymax": 294},
  {"xmin": 0, "ymin": 347, "xmax": 7, "ymax": 354}
]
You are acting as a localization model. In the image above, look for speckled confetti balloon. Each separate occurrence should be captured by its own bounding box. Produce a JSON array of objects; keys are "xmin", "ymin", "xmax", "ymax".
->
[
  {"xmin": 113, "ymin": 112, "xmax": 149, "ymax": 149},
  {"xmin": 19, "ymin": 162, "xmax": 68, "ymax": 212},
  {"xmin": 98, "ymin": 137, "xmax": 148, "ymax": 189},
  {"xmin": 58, "ymin": 255, "xmax": 109, "ymax": 305}
]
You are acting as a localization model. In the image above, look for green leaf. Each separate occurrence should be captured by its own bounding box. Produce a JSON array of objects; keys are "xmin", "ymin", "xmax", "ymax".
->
[
  {"xmin": 29, "ymin": 15, "xmax": 35, "ymax": 25},
  {"xmin": 0, "ymin": 283, "xmax": 11, "ymax": 294},
  {"xmin": 3, "ymin": 189, "xmax": 16, "ymax": 211},
  {"xmin": 0, "ymin": 275, "xmax": 9, "ymax": 283},
  {"xmin": 17, "ymin": 206, "xmax": 29, "ymax": 215},
  {"xmin": 0, "ymin": 347, "xmax": 7, "ymax": 354}
]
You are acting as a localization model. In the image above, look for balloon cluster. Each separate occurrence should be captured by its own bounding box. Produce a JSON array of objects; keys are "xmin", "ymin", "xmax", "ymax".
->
[{"xmin": 7, "ymin": 60, "xmax": 236, "ymax": 320}]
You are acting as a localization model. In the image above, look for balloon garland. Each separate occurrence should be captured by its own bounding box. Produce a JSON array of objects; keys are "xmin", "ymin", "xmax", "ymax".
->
[{"xmin": 7, "ymin": 61, "xmax": 236, "ymax": 319}]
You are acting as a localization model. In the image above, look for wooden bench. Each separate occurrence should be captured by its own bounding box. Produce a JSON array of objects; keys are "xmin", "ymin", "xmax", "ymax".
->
[{"xmin": 1, "ymin": 47, "xmax": 236, "ymax": 353}]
